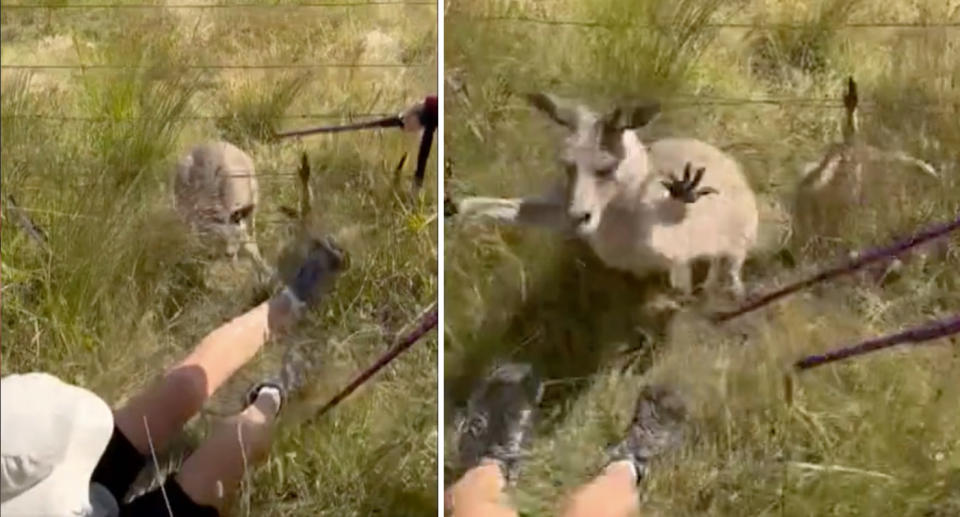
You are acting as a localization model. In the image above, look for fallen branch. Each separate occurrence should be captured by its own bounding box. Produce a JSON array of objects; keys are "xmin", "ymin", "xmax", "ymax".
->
[
  {"xmin": 795, "ymin": 313, "xmax": 960, "ymax": 370},
  {"xmin": 712, "ymin": 215, "xmax": 959, "ymax": 323}
]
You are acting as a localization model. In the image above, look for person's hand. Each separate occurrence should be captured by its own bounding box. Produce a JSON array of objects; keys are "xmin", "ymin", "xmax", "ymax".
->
[{"xmin": 400, "ymin": 94, "xmax": 438, "ymax": 133}]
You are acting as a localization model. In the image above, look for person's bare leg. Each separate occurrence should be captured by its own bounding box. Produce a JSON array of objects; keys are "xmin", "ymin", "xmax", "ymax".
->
[
  {"xmin": 114, "ymin": 237, "xmax": 345, "ymax": 455},
  {"xmin": 445, "ymin": 460, "xmax": 518, "ymax": 517},
  {"xmin": 113, "ymin": 293, "xmax": 300, "ymax": 454},
  {"xmin": 174, "ymin": 388, "xmax": 281, "ymax": 511},
  {"xmin": 152, "ymin": 338, "xmax": 320, "ymax": 511},
  {"xmin": 559, "ymin": 461, "xmax": 640, "ymax": 517}
]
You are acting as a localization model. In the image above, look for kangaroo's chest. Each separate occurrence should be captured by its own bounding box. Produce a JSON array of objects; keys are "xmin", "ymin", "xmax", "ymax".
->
[{"xmin": 585, "ymin": 201, "xmax": 667, "ymax": 274}]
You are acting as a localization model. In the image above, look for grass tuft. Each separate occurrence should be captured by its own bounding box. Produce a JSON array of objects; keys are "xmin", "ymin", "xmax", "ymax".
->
[
  {"xmin": 217, "ymin": 71, "xmax": 314, "ymax": 146},
  {"xmin": 748, "ymin": 0, "xmax": 863, "ymax": 80}
]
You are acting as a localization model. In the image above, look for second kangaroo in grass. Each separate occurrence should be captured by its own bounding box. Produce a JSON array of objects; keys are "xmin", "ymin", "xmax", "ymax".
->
[
  {"xmin": 454, "ymin": 93, "xmax": 759, "ymax": 298},
  {"xmin": 795, "ymin": 77, "xmax": 939, "ymax": 249}
]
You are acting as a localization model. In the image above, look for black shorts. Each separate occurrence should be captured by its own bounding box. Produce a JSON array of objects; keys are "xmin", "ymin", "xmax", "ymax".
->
[{"xmin": 90, "ymin": 425, "xmax": 220, "ymax": 517}]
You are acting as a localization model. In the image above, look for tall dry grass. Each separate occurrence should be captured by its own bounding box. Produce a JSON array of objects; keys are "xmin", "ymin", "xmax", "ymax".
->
[
  {"xmin": 444, "ymin": 0, "xmax": 959, "ymax": 515},
  {"xmin": 1, "ymin": 2, "xmax": 438, "ymax": 514}
]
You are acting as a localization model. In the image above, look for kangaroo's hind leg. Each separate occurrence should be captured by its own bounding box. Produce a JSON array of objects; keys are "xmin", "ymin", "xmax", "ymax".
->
[
  {"xmin": 240, "ymin": 216, "xmax": 276, "ymax": 283},
  {"xmin": 702, "ymin": 256, "xmax": 724, "ymax": 295},
  {"xmin": 725, "ymin": 251, "xmax": 746, "ymax": 299},
  {"xmin": 668, "ymin": 261, "xmax": 693, "ymax": 297}
]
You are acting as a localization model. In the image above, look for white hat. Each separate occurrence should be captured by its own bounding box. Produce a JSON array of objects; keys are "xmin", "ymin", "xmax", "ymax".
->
[{"xmin": 1, "ymin": 372, "xmax": 118, "ymax": 516}]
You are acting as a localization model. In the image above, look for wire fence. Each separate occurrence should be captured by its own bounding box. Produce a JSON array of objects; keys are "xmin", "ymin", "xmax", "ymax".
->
[
  {"xmin": 446, "ymin": 13, "xmax": 960, "ymax": 30},
  {"xmin": 2, "ymin": 93, "xmax": 956, "ymax": 126},
  {"xmin": 0, "ymin": 112, "xmax": 396, "ymax": 120},
  {"xmin": 0, "ymin": 0, "xmax": 434, "ymax": 197},
  {"xmin": 442, "ymin": 12, "xmax": 958, "ymax": 112},
  {"xmin": 0, "ymin": 202, "xmax": 338, "ymax": 225},
  {"xmin": 0, "ymin": 0, "xmax": 436, "ymax": 68},
  {"xmin": 0, "ymin": 1, "xmax": 437, "ymax": 126},
  {"xmin": 0, "ymin": 63, "xmax": 428, "ymax": 70},
  {"xmin": 2, "ymin": 203, "xmax": 420, "ymax": 233},
  {"xmin": 448, "ymin": 94, "xmax": 959, "ymax": 112},
  {"xmin": 3, "ymin": 164, "xmax": 397, "ymax": 180}
]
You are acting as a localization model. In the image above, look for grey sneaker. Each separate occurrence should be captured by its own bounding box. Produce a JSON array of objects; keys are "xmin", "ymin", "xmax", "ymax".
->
[
  {"xmin": 607, "ymin": 384, "xmax": 688, "ymax": 482},
  {"xmin": 455, "ymin": 363, "xmax": 544, "ymax": 483}
]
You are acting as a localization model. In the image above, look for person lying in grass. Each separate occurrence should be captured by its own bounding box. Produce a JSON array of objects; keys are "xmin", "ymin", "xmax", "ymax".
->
[{"xmin": 1, "ymin": 236, "xmax": 345, "ymax": 517}]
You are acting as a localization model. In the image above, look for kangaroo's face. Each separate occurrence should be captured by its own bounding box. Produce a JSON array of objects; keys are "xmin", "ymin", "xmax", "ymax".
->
[
  {"xmin": 527, "ymin": 93, "xmax": 660, "ymax": 236},
  {"xmin": 561, "ymin": 114, "xmax": 625, "ymax": 235},
  {"xmin": 198, "ymin": 204, "xmax": 254, "ymax": 258}
]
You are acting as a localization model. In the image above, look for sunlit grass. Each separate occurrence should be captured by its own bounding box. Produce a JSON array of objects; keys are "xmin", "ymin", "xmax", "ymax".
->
[
  {"xmin": 444, "ymin": 0, "xmax": 959, "ymax": 515},
  {"xmin": 1, "ymin": 2, "xmax": 438, "ymax": 514}
]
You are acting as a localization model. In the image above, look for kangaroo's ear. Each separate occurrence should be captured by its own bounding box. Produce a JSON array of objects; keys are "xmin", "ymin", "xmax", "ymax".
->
[
  {"xmin": 598, "ymin": 100, "xmax": 660, "ymax": 155},
  {"xmin": 525, "ymin": 92, "xmax": 579, "ymax": 129},
  {"xmin": 601, "ymin": 100, "xmax": 661, "ymax": 133}
]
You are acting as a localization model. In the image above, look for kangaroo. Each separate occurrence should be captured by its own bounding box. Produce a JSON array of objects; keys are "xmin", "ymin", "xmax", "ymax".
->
[
  {"xmin": 794, "ymin": 77, "xmax": 944, "ymax": 276},
  {"xmin": 795, "ymin": 77, "xmax": 939, "ymax": 243},
  {"xmin": 172, "ymin": 141, "xmax": 272, "ymax": 279},
  {"xmin": 798, "ymin": 77, "xmax": 938, "ymax": 196},
  {"xmin": 454, "ymin": 93, "xmax": 760, "ymax": 297}
]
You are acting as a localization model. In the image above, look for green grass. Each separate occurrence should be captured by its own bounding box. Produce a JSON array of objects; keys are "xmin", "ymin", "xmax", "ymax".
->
[
  {"xmin": 1, "ymin": 2, "xmax": 438, "ymax": 515},
  {"xmin": 444, "ymin": 0, "xmax": 959, "ymax": 515}
]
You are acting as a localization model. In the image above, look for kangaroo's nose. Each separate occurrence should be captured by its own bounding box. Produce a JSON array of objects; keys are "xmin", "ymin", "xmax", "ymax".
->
[{"xmin": 570, "ymin": 211, "xmax": 592, "ymax": 225}]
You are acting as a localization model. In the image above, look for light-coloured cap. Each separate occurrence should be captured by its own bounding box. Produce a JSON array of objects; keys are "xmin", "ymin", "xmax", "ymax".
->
[{"xmin": 1, "ymin": 372, "xmax": 117, "ymax": 516}]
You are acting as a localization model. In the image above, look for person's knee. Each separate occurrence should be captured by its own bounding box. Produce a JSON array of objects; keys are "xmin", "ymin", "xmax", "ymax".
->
[{"xmin": 163, "ymin": 366, "xmax": 210, "ymax": 412}]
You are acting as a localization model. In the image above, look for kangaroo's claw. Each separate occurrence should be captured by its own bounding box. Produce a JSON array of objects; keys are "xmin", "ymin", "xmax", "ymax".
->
[
  {"xmin": 691, "ymin": 166, "xmax": 706, "ymax": 188},
  {"xmin": 696, "ymin": 187, "xmax": 719, "ymax": 199}
]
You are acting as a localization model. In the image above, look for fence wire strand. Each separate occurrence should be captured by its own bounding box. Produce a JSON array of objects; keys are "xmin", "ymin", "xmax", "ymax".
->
[
  {"xmin": 0, "ymin": 112, "xmax": 397, "ymax": 121},
  {"xmin": 0, "ymin": 63, "xmax": 427, "ymax": 70},
  {"xmin": 447, "ymin": 13, "xmax": 960, "ymax": 29},
  {"xmin": 3, "ymin": 95, "xmax": 956, "ymax": 125}
]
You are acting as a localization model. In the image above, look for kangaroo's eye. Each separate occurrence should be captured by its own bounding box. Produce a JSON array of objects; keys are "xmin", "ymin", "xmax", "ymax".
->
[{"xmin": 596, "ymin": 166, "xmax": 615, "ymax": 179}]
